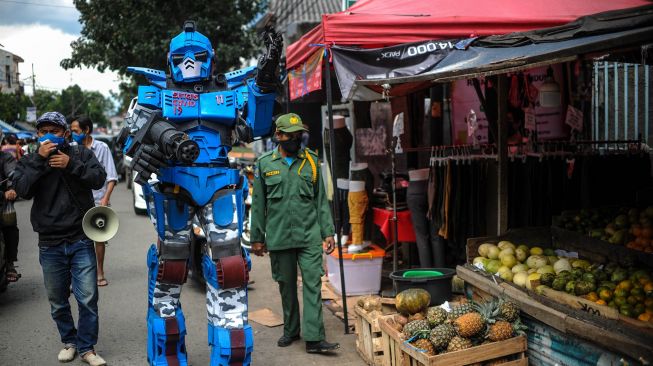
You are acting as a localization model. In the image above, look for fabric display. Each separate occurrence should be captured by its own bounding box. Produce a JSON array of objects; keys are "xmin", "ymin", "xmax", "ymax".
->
[
  {"xmin": 428, "ymin": 158, "xmax": 491, "ymax": 264},
  {"xmin": 348, "ymin": 181, "xmax": 369, "ymax": 245},
  {"xmin": 406, "ymin": 169, "xmax": 446, "ymax": 268},
  {"xmin": 350, "ymin": 163, "xmax": 375, "ymax": 241},
  {"xmin": 508, "ymin": 153, "xmax": 652, "ymax": 228},
  {"xmin": 336, "ymin": 179, "xmax": 351, "ymax": 238},
  {"xmin": 323, "ymin": 116, "xmax": 353, "ymax": 180}
]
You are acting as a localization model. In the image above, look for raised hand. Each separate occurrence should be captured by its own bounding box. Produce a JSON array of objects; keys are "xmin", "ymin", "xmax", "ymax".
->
[{"xmin": 256, "ymin": 27, "xmax": 283, "ymax": 92}]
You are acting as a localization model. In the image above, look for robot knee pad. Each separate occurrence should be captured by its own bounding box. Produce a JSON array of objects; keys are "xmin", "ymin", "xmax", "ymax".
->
[
  {"xmin": 208, "ymin": 324, "xmax": 253, "ymax": 366},
  {"xmin": 147, "ymin": 307, "xmax": 188, "ymax": 366}
]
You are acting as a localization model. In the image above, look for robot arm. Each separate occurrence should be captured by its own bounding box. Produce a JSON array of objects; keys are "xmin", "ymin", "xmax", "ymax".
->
[
  {"xmin": 117, "ymin": 103, "xmax": 200, "ymax": 185},
  {"xmin": 233, "ymin": 28, "xmax": 283, "ymax": 143}
]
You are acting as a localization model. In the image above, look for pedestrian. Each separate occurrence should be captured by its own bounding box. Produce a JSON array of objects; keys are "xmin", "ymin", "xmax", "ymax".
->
[
  {"xmin": 70, "ymin": 116, "xmax": 118, "ymax": 287},
  {"xmin": 0, "ymin": 131, "xmax": 20, "ymax": 283},
  {"xmin": 13, "ymin": 111, "xmax": 108, "ymax": 366},
  {"xmin": 2, "ymin": 133, "xmax": 24, "ymax": 160},
  {"xmin": 250, "ymin": 113, "xmax": 340, "ymax": 354}
]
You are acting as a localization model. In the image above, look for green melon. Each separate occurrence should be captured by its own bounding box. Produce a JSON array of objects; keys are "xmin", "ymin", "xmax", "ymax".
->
[{"xmin": 396, "ymin": 288, "xmax": 431, "ymax": 315}]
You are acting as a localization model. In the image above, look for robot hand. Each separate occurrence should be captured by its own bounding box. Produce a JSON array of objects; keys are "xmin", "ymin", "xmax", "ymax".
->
[
  {"xmin": 255, "ymin": 27, "xmax": 283, "ymax": 92},
  {"xmin": 132, "ymin": 144, "xmax": 167, "ymax": 185}
]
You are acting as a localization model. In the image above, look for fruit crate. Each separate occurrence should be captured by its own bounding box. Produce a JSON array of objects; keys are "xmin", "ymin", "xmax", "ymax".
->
[
  {"xmin": 355, "ymin": 306, "xmax": 387, "ymax": 365},
  {"xmin": 377, "ymin": 315, "xmax": 528, "ymax": 366},
  {"xmin": 457, "ymin": 264, "xmax": 653, "ymax": 363}
]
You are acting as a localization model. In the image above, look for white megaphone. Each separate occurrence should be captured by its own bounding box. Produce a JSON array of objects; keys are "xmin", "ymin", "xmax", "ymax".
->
[{"xmin": 82, "ymin": 206, "xmax": 119, "ymax": 242}]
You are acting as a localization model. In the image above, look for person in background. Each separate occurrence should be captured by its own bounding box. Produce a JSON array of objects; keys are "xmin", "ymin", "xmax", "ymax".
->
[
  {"xmin": 70, "ymin": 116, "xmax": 118, "ymax": 287},
  {"xmin": 2, "ymin": 133, "xmax": 24, "ymax": 160},
  {"xmin": 13, "ymin": 111, "xmax": 107, "ymax": 365},
  {"xmin": 0, "ymin": 131, "xmax": 19, "ymax": 283},
  {"xmin": 250, "ymin": 113, "xmax": 340, "ymax": 354}
]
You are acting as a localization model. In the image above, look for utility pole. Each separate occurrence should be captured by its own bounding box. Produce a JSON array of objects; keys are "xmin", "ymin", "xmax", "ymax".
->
[{"xmin": 31, "ymin": 63, "xmax": 36, "ymax": 96}]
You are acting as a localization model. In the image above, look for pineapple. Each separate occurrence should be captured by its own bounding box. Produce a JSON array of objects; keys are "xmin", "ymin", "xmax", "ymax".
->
[
  {"xmin": 499, "ymin": 300, "xmax": 520, "ymax": 322},
  {"xmin": 447, "ymin": 302, "xmax": 474, "ymax": 321},
  {"xmin": 486, "ymin": 357, "xmax": 510, "ymax": 365},
  {"xmin": 426, "ymin": 306, "xmax": 448, "ymax": 327},
  {"xmin": 408, "ymin": 312, "xmax": 426, "ymax": 322},
  {"xmin": 412, "ymin": 338, "xmax": 436, "ymax": 355},
  {"xmin": 429, "ymin": 323, "xmax": 456, "ymax": 350},
  {"xmin": 446, "ymin": 336, "xmax": 473, "ymax": 352},
  {"xmin": 453, "ymin": 312, "xmax": 486, "ymax": 337},
  {"xmin": 403, "ymin": 319, "xmax": 430, "ymax": 340},
  {"xmin": 486, "ymin": 320, "xmax": 514, "ymax": 342}
]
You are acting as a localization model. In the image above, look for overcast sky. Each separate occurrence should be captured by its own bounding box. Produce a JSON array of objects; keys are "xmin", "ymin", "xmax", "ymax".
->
[{"xmin": 0, "ymin": 0, "xmax": 120, "ymax": 97}]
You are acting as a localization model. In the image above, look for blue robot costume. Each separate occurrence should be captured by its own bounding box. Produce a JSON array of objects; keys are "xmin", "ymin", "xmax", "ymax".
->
[{"xmin": 117, "ymin": 21, "xmax": 283, "ymax": 366}]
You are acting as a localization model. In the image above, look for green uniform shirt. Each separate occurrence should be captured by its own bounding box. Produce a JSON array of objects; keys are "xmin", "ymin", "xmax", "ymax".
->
[{"xmin": 250, "ymin": 147, "xmax": 334, "ymax": 251}]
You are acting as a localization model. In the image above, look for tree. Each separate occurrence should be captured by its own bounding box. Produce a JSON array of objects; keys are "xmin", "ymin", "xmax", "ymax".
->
[
  {"xmin": 62, "ymin": 0, "xmax": 264, "ymax": 110},
  {"xmin": 0, "ymin": 87, "xmax": 113, "ymax": 127}
]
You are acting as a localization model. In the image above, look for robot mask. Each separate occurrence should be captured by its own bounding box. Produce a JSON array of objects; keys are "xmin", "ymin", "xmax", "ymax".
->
[
  {"xmin": 179, "ymin": 53, "xmax": 204, "ymax": 79},
  {"xmin": 169, "ymin": 21, "xmax": 215, "ymax": 83}
]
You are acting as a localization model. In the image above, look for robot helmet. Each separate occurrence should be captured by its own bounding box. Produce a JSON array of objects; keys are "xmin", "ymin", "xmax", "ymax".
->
[{"xmin": 168, "ymin": 21, "xmax": 215, "ymax": 83}]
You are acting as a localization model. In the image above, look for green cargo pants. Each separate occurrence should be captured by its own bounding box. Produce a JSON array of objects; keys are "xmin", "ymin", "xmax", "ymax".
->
[{"xmin": 269, "ymin": 244, "xmax": 326, "ymax": 342}]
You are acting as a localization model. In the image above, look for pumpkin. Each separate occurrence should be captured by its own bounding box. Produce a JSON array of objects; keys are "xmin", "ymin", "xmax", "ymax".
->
[{"xmin": 396, "ymin": 288, "xmax": 431, "ymax": 315}]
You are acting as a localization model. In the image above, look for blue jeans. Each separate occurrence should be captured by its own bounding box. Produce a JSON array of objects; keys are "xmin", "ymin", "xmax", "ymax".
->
[{"xmin": 39, "ymin": 238, "xmax": 99, "ymax": 354}]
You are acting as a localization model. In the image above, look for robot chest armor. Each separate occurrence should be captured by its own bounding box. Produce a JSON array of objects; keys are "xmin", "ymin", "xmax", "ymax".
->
[{"xmin": 138, "ymin": 85, "xmax": 238, "ymax": 125}]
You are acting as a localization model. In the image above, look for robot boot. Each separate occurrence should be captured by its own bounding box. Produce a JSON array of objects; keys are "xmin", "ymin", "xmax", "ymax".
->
[{"xmin": 147, "ymin": 245, "xmax": 189, "ymax": 366}]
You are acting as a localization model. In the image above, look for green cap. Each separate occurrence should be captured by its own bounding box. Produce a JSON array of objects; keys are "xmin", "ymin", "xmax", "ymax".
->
[{"xmin": 275, "ymin": 113, "xmax": 307, "ymax": 133}]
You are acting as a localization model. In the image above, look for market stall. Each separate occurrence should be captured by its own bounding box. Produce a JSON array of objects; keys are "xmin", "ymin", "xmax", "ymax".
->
[{"xmin": 311, "ymin": 4, "xmax": 653, "ymax": 365}]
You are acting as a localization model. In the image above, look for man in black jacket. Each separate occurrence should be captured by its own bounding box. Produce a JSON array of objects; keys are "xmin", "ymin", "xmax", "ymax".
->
[{"xmin": 13, "ymin": 111, "xmax": 108, "ymax": 366}]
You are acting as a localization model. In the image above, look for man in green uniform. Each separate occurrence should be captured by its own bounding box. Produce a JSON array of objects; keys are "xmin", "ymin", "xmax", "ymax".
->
[{"xmin": 250, "ymin": 113, "xmax": 340, "ymax": 353}]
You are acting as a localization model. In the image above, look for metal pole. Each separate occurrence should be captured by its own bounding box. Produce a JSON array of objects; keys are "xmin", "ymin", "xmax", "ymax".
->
[
  {"xmin": 497, "ymin": 75, "xmax": 508, "ymax": 235},
  {"xmin": 594, "ymin": 62, "xmax": 599, "ymax": 141},
  {"xmin": 635, "ymin": 64, "xmax": 639, "ymax": 139},
  {"xmin": 604, "ymin": 62, "xmax": 609, "ymax": 144},
  {"xmin": 324, "ymin": 49, "xmax": 349, "ymax": 334},
  {"xmin": 624, "ymin": 64, "xmax": 628, "ymax": 140},
  {"xmin": 614, "ymin": 63, "xmax": 619, "ymax": 140},
  {"xmin": 646, "ymin": 66, "xmax": 650, "ymax": 144}
]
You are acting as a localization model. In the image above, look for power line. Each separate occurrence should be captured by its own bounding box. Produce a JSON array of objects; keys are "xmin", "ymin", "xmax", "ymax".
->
[{"xmin": 0, "ymin": 0, "xmax": 76, "ymax": 9}]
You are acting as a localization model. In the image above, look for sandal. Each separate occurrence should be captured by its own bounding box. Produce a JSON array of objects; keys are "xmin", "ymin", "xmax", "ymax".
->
[
  {"xmin": 6, "ymin": 268, "xmax": 21, "ymax": 283},
  {"xmin": 97, "ymin": 278, "xmax": 109, "ymax": 287}
]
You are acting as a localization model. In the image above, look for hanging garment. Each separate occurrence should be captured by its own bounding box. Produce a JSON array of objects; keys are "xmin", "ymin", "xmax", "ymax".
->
[{"xmin": 407, "ymin": 171, "xmax": 445, "ymax": 268}]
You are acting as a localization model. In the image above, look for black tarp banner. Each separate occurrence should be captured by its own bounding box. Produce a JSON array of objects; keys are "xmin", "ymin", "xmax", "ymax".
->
[{"xmin": 331, "ymin": 39, "xmax": 474, "ymax": 100}]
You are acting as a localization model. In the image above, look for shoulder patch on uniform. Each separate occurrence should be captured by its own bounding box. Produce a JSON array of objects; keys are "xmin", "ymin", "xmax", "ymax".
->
[{"xmin": 265, "ymin": 170, "xmax": 280, "ymax": 177}]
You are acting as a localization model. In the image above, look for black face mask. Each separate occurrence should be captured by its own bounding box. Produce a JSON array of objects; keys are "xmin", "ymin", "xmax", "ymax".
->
[{"xmin": 280, "ymin": 138, "xmax": 301, "ymax": 154}]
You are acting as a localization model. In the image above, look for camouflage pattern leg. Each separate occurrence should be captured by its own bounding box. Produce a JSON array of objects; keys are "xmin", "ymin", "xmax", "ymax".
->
[
  {"xmin": 146, "ymin": 187, "xmax": 194, "ymax": 366},
  {"xmin": 198, "ymin": 189, "xmax": 252, "ymax": 366}
]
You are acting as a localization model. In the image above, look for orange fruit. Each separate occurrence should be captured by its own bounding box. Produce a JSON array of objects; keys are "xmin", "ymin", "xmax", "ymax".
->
[
  {"xmin": 596, "ymin": 299, "xmax": 607, "ymax": 306},
  {"xmin": 618, "ymin": 280, "xmax": 633, "ymax": 292},
  {"xmin": 638, "ymin": 313, "xmax": 651, "ymax": 322},
  {"xmin": 644, "ymin": 283, "xmax": 653, "ymax": 294},
  {"xmin": 586, "ymin": 292, "xmax": 599, "ymax": 302}
]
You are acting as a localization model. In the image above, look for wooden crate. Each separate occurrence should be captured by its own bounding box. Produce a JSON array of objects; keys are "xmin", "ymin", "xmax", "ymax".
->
[
  {"xmin": 457, "ymin": 264, "xmax": 653, "ymax": 363},
  {"xmin": 355, "ymin": 306, "xmax": 386, "ymax": 365},
  {"xmin": 378, "ymin": 315, "xmax": 528, "ymax": 366}
]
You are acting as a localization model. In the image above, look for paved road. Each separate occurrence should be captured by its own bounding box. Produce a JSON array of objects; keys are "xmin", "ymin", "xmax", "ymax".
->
[{"xmin": 0, "ymin": 182, "xmax": 362, "ymax": 365}]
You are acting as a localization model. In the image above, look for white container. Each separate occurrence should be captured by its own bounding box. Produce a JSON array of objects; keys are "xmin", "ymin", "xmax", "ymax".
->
[{"xmin": 326, "ymin": 245, "xmax": 384, "ymax": 296}]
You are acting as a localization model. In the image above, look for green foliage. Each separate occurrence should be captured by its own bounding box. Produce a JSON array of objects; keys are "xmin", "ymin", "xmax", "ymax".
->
[
  {"xmin": 61, "ymin": 0, "xmax": 264, "ymax": 110},
  {"xmin": 0, "ymin": 86, "xmax": 113, "ymax": 127}
]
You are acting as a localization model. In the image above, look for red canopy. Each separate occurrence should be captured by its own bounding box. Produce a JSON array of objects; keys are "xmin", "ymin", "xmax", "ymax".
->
[{"xmin": 286, "ymin": 0, "xmax": 650, "ymax": 70}]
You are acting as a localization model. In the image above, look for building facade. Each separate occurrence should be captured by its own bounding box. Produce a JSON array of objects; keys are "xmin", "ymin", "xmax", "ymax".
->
[{"xmin": 0, "ymin": 49, "xmax": 24, "ymax": 94}]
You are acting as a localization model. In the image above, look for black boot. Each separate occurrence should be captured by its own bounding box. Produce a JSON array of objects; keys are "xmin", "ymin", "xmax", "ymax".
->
[
  {"xmin": 277, "ymin": 334, "xmax": 300, "ymax": 347},
  {"xmin": 306, "ymin": 340, "xmax": 340, "ymax": 353}
]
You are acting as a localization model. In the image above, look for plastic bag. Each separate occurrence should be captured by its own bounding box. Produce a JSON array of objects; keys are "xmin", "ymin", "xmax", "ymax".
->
[{"xmin": 1, "ymin": 201, "xmax": 17, "ymax": 227}]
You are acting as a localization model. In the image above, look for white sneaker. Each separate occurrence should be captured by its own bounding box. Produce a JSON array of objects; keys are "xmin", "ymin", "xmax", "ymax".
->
[
  {"xmin": 347, "ymin": 242, "xmax": 369, "ymax": 253},
  {"xmin": 57, "ymin": 345, "xmax": 76, "ymax": 362},
  {"xmin": 81, "ymin": 351, "xmax": 106, "ymax": 366}
]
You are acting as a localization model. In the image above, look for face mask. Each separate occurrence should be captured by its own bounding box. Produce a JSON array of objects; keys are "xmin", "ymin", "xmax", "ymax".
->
[
  {"xmin": 72, "ymin": 133, "xmax": 86, "ymax": 144},
  {"xmin": 280, "ymin": 138, "xmax": 301, "ymax": 154},
  {"xmin": 38, "ymin": 133, "xmax": 66, "ymax": 146}
]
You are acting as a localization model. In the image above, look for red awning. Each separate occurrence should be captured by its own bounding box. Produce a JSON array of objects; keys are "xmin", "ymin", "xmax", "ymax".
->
[{"xmin": 286, "ymin": 0, "xmax": 651, "ymax": 70}]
